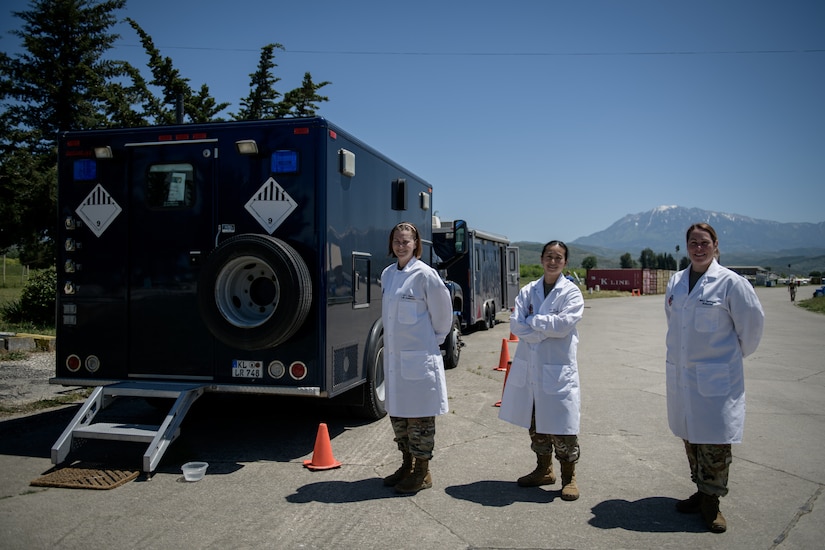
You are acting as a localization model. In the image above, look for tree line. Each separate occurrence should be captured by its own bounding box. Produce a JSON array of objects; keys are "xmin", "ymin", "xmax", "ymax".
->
[
  {"xmin": 580, "ymin": 248, "xmax": 689, "ymax": 271},
  {"xmin": 1, "ymin": 0, "xmax": 331, "ymax": 268}
]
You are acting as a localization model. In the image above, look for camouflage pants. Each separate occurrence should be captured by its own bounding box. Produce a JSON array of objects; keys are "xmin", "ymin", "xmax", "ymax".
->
[
  {"xmin": 390, "ymin": 416, "xmax": 436, "ymax": 460},
  {"xmin": 683, "ymin": 439, "xmax": 732, "ymax": 497},
  {"xmin": 528, "ymin": 412, "xmax": 580, "ymax": 463}
]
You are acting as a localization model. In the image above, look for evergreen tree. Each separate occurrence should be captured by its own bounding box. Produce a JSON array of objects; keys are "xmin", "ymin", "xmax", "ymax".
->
[
  {"xmin": 620, "ymin": 252, "xmax": 635, "ymax": 268},
  {"xmin": 2, "ymin": 0, "xmax": 129, "ymax": 153},
  {"xmin": 234, "ymin": 43, "xmax": 284, "ymax": 120},
  {"xmin": 125, "ymin": 18, "xmax": 191, "ymax": 124},
  {"xmin": 189, "ymin": 83, "xmax": 229, "ymax": 123},
  {"xmin": 654, "ymin": 252, "xmax": 677, "ymax": 270},
  {"xmin": 638, "ymin": 248, "xmax": 656, "ymax": 269},
  {"xmin": 0, "ymin": 0, "xmax": 130, "ymax": 264},
  {"xmin": 279, "ymin": 72, "xmax": 331, "ymax": 118},
  {"xmin": 125, "ymin": 18, "xmax": 227, "ymax": 124}
]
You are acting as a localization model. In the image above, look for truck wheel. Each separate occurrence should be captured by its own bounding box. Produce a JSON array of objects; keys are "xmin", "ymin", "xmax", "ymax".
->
[
  {"xmin": 487, "ymin": 305, "xmax": 497, "ymax": 329},
  {"xmin": 442, "ymin": 315, "xmax": 461, "ymax": 369},
  {"xmin": 198, "ymin": 234, "xmax": 312, "ymax": 351},
  {"xmin": 352, "ymin": 329, "xmax": 387, "ymax": 420},
  {"xmin": 479, "ymin": 304, "xmax": 495, "ymax": 331},
  {"xmin": 479, "ymin": 305, "xmax": 490, "ymax": 331}
]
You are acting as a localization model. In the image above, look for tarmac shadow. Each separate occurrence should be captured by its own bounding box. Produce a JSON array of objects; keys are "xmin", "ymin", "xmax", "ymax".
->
[
  {"xmin": 588, "ymin": 496, "xmax": 706, "ymax": 533},
  {"xmin": 285, "ymin": 478, "xmax": 412, "ymax": 503},
  {"xmin": 0, "ymin": 406, "xmax": 79, "ymax": 459},
  {"xmin": 444, "ymin": 480, "xmax": 557, "ymax": 507}
]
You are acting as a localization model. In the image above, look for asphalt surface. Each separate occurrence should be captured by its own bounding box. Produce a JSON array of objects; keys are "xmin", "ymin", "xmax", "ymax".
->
[{"xmin": 0, "ymin": 285, "xmax": 822, "ymax": 549}]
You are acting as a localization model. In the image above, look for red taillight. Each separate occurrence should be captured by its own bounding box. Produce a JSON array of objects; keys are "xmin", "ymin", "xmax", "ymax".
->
[
  {"xmin": 289, "ymin": 361, "xmax": 307, "ymax": 381},
  {"xmin": 294, "ymin": 127, "xmax": 309, "ymax": 135},
  {"xmin": 328, "ymin": 130, "xmax": 337, "ymax": 139},
  {"xmin": 66, "ymin": 354, "xmax": 81, "ymax": 372}
]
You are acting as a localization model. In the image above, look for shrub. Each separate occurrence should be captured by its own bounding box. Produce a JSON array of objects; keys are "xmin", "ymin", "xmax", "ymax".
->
[
  {"xmin": 20, "ymin": 266, "xmax": 56, "ymax": 326},
  {"xmin": 0, "ymin": 298, "xmax": 25, "ymax": 323}
]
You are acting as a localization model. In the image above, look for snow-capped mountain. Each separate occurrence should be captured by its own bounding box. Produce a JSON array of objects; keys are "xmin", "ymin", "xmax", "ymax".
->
[{"xmin": 571, "ymin": 206, "xmax": 825, "ymax": 255}]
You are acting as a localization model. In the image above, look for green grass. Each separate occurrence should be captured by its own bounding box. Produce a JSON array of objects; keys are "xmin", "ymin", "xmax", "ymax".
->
[
  {"xmin": 0, "ymin": 256, "xmax": 29, "ymax": 323},
  {"xmin": 0, "ymin": 286, "xmax": 22, "ymax": 303},
  {"xmin": 0, "ymin": 284, "xmax": 56, "ymax": 336},
  {"xmin": 798, "ymin": 295, "xmax": 825, "ymax": 315},
  {"xmin": 1, "ymin": 256, "xmax": 29, "ymax": 289}
]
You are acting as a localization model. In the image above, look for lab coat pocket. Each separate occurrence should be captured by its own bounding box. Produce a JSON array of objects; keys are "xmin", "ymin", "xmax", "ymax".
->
[
  {"xmin": 398, "ymin": 299, "xmax": 420, "ymax": 325},
  {"xmin": 696, "ymin": 363, "xmax": 730, "ymax": 397},
  {"xmin": 694, "ymin": 307, "xmax": 719, "ymax": 333},
  {"xmin": 400, "ymin": 350, "xmax": 437, "ymax": 382},
  {"xmin": 541, "ymin": 363, "xmax": 573, "ymax": 394},
  {"xmin": 507, "ymin": 358, "xmax": 528, "ymax": 387}
]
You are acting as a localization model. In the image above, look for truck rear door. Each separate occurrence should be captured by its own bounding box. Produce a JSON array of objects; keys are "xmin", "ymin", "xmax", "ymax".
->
[{"xmin": 126, "ymin": 139, "xmax": 218, "ymax": 378}]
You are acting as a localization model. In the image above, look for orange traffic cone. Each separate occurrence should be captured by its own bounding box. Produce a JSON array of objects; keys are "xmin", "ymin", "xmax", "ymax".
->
[
  {"xmin": 494, "ymin": 360, "xmax": 511, "ymax": 407},
  {"xmin": 508, "ymin": 332, "xmax": 519, "ymax": 342},
  {"xmin": 494, "ymin": 338, "xmax": 511, "ymax": 371},
  {"xmin": 303, "ymin": 423, "xmax": 342, "ymax": 470}
]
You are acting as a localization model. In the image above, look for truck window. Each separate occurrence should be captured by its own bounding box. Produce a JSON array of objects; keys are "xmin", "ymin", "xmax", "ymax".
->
[{"xmin": 147, "ymin": 164, "xmax": 195, "ymax": 208}]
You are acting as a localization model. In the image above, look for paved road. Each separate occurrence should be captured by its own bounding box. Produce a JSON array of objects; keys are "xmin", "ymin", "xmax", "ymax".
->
[{"xmin": 0, "ymin": 286, "xmax": 822, "ymax": 549}]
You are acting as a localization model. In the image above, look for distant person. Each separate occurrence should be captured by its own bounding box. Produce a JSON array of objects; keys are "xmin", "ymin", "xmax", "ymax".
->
[
  {"xmin": 380, "ymin": 222, "xmax": 453, "ymax": 494},
  {"xmin": 789, "ymin": 277, "xmax": 796, "ymax": 302},
  {"xmin": 499, "ymin": 240, "xmax": 584, "ymax": 500},
  {"xmin": 664, "ymin": 222, "xmax": 764, "ymax": 533}
]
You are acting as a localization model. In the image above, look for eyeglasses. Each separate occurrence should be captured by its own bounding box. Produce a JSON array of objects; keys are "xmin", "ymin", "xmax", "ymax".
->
[
  {"xmin": 541, "ymin": 255, "xmax": 565, "ymax": 263},
  {"xmin": 392, "ymin": 239, "xmax": 415, "ymax": 247}
]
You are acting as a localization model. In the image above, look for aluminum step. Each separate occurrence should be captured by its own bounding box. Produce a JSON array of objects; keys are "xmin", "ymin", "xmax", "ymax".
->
[
  {"xmin": 51, "ymin": 382, "xmax": 205, "ymax": 474},
  {"xmin": 72, "ymin": 422, "xmax": 168, "ymax": 443}
]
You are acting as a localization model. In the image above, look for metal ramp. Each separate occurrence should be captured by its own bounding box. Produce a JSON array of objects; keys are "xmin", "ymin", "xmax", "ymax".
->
[{"xmin": 51, "ymin": 381, "xmax": 206, "ymax": 474}]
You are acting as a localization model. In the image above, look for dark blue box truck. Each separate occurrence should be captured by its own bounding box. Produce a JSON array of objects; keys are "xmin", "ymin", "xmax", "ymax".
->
[
  {"xmin": 52, "ymin": 117, "xmax": 460, "ymax": 472},
  {"xmin": 433, "ymin": 220, "xmax": 520, "ymax": 332}
]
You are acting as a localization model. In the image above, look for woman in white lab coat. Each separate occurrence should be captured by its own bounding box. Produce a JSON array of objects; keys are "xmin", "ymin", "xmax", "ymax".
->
[
  {"xmin": 380, "ymin": 222, "xmax": 452, "ymax": 494},
  {"xmin": 499, "ymin": 240, "xmax": 584, "ymax": 500},
  {"xmin": 665, "ymin": 222, "xmax": 764, "ymax": 533}
]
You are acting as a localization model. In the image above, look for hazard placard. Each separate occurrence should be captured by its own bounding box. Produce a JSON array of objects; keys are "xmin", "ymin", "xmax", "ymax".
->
[
  {"xmin": 245, "ymin": 177, "xmax": 297, "ymax": 234},
  {"xmin": 76, "ymin": 184, "xmax": 122, "ymax": 238}
]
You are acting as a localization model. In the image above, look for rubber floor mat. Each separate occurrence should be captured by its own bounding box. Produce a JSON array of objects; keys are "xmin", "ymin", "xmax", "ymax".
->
[{"xmin": 30, "ymin": 462, "xmax": 139, "ymax": 490}]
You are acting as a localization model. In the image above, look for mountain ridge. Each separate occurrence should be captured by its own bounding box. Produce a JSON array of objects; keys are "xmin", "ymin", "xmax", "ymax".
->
[{"xmin": 514, "ymin": 206, "xmax": 825, "ymax": 274}]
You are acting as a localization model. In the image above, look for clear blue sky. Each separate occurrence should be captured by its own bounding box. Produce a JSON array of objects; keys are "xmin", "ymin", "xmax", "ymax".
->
[{"xmin": 2, "ymin": 0, "xmax": 823, "ymax": 243}]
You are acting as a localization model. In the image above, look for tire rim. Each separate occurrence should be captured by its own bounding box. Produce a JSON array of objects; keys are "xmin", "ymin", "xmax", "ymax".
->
[
  {"xmin": 374, "ymin": 345, "xmax": 385, "ymax": 403},
  {"xmin": 213, "ymin": 255, "xmax": 280, "ymax": 328}
]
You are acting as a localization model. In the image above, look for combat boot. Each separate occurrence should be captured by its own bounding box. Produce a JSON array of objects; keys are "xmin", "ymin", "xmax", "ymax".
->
[
  {"xmin": 560, "ymin": 461, "xmax": 579, "ymax": 501},
  {"xmin": 383, "ymin": 452, "xmax": 413, "ymax": 487},
  {"xmin": 395, "ymin": 458, "xmax": 432, "ymax": 494},
  {"xmin": 675, "ymin": 491, "xmax": 702, "ymax": 514},
  {"xmin": 517, "ymin": 454, "xmax": 556, "ymax": 487},
  {"xmin": 700, "ymin": 493, "xmax": 727, "ymax": 533}
]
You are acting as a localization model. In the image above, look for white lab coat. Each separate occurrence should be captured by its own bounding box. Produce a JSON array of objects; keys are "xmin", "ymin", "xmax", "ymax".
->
[
  {"xmin": 665, "ymin": 259, "xmax": 764, "ymax": 444},
  {"xmin": 499, "ymin": 274, "xmax": 584, "ymax": 434},
  {"xmin": 381, "ymin": 256, "xmax": 452, "ymax": 418}
]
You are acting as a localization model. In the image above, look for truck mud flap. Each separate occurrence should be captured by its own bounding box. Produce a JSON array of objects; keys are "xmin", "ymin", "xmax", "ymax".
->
[{"xmin": 198, "ymin": 234, "xmax": 312, "ymax": 350}]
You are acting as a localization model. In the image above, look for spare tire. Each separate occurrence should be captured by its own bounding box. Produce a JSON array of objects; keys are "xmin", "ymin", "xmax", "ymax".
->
[{"xmin": 198, "ymin": 234, "xmax": 312, "ymax": 350}]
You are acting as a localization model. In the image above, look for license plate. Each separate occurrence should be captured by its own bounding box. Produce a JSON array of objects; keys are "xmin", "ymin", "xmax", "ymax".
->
[{"xmin": 232, "ymin": 360, "xmax": 263, "ymax": 379}]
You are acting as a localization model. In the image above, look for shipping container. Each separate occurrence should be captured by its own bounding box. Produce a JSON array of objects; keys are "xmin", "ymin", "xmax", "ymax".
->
[{"xmin": 586, "ymin": 268, "xmax": 674, "ymax": 295}]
